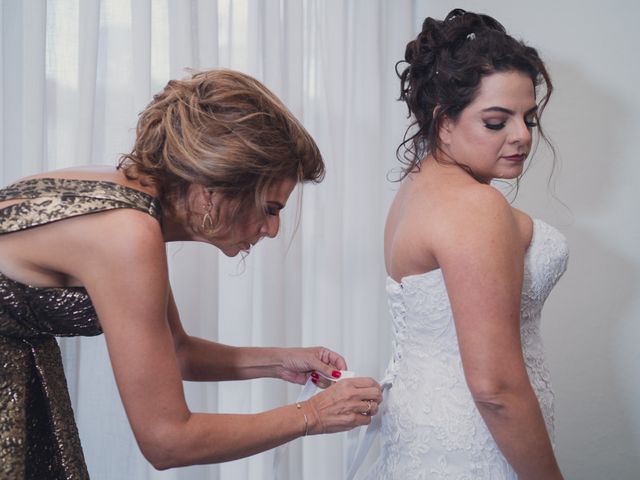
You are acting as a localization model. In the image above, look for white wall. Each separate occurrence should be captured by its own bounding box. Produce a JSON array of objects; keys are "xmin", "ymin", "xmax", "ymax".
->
[{"xmin": 416, "ymin": 2, "xmax": 640, "ymax": 479}]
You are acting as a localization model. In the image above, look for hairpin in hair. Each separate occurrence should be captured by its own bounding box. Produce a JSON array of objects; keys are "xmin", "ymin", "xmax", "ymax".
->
[{"xmin": 466, "ymin": 32, "xmax": 476, "ymax": 41}]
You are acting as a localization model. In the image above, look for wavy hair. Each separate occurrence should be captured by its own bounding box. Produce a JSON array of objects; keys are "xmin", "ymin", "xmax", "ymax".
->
[{"xmin": 119, "ymin": 69, "xmax": 324, "ymax": 236}]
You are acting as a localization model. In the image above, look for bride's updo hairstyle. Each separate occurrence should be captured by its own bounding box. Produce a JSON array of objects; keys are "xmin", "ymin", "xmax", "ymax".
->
[{"xmin": 397, "ymin": 8, "xmax": 553, "ymax": 179}]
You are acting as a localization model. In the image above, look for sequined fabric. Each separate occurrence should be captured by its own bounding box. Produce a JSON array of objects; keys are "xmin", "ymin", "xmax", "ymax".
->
[{"xmin": 0, "ymin": 178, "xmax": 162, "ymax": 479}]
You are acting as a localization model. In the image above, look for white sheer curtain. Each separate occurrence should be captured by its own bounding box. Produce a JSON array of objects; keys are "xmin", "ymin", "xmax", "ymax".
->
[
  {"xmin": 6, "ymin": 1, "xmax": 640, "ymax": 479},
  {"xmin": 1, "ymin": 1, "xmax": 414, "ymax": 478}
]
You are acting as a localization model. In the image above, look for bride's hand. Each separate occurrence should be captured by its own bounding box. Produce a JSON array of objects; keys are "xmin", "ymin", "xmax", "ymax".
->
[
  {"xmin": 274, "ymin": 346, "xmax": 347, "ymax": 387},
  {"xmin": 303, "ymin": 377, "xmax": 383, "ymax": 434}
]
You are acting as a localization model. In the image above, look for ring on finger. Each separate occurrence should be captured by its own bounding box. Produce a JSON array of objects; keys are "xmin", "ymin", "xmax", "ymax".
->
[{"xmin": 361, "ymin": 399, "xmax": 373, "ymax": 416}]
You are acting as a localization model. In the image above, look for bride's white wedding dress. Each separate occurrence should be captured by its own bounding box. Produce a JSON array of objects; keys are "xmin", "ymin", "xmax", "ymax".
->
[{"xmin": 365, "ymin": 219, "xmax": 568, "ymax": 479}]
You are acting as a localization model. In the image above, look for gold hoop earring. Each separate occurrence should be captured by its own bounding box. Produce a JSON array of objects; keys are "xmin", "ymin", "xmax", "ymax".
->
[{"xmin": 201, "ymin": 201, "xmax": 214, "ymax": 231}]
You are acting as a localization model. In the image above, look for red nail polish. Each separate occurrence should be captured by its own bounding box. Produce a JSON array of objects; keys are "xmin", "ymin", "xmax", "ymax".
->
[
  {"xmin": 331, "ymin": 370, "xmax": 341, "ymax": 378},
  {"xmin": 312, "ymin": 378, "xmax": 318, "ymax": 384}
]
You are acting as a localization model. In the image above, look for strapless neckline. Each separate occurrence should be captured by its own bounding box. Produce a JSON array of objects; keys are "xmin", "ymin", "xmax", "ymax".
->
[{"xmin": 388, "ymin": 217, "xmax": 548, "ymax": 287}]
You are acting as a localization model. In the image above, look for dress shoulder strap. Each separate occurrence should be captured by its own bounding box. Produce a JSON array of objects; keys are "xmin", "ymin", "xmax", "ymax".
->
[{"xmin": 0, "ymin": 178, "xmax": 162, "ymax": 234}]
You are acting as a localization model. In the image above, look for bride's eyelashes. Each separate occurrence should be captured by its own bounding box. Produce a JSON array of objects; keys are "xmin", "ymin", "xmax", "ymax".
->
[
  {"xmin": 483, "ymin": 117, "xmax": 538, "ymax": 131},
  {"xmin": 484, "ymin": 122, "xmax": 506, "ymax": 130}
]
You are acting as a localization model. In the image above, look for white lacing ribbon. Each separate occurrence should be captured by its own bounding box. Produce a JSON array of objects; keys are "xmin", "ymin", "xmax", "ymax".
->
[
  {"xmin": 345, "ymin": 379, "xmax": 391, "ymax": 480},
  {"xmin": 272, "ymin": 371, "xmax": 392, "ymax": 480},
  {"xmin": 272, "ymin": 371, "xmax": 354, "ymax": 477}
]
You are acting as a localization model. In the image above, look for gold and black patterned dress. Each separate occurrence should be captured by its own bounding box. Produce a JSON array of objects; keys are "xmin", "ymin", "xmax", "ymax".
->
[{"xmin": 0, "ymin": 178, "xmax": 161, "ymax": 479}]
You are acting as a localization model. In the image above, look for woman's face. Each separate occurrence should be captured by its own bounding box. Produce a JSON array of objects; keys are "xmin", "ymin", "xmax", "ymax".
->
[
  {"xmin": 210, "ymin": 178, "xmax": 297, "ymax": 257},
  {"xmin": 439, "ymin": 70, "xmax": 538, "ymax": 182}
]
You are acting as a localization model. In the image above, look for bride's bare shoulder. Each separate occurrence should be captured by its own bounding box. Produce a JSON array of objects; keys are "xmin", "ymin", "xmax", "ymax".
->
[{"xmin": 430, "ymin": 183, "xmax": 517, "ymax": 251}]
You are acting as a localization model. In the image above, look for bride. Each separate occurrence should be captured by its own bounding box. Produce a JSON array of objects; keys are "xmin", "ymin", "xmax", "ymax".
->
[{"xmin": 366, "ymin": 9, "xmax": 567, "ymax": 480}]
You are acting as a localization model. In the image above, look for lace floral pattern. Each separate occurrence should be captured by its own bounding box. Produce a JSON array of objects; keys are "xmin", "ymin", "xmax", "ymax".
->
[{"xmin": 366, "ymin": 219, "xmax": 569, "ymax": 479}]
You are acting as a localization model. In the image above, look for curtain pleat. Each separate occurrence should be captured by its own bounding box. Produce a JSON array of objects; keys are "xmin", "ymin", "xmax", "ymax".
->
[
  {"xmin": 130, "ymin": 0, "xmax": 152, "ymax": 107},
  {"xmin": 76, "ymin": 0, "xmax": 100, "ymax": 165},
  {"xmin": 194, "ymin": 0, "xmax": 219, "ymax": 69}
]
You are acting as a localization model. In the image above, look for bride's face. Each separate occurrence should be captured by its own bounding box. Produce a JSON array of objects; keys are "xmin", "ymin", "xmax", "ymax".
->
[{"xmin": 438, "ymin": 70, "xmax": 538, "ymax": 183}]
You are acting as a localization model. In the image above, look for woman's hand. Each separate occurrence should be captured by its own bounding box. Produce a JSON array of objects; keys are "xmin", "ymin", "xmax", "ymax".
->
[
  {"xmin": 274, "ymin": 346, "xmax": 347, "ymax": 387},
  {"xmin": 303, "ymin": 377, "xmax": 382, "ymax": 434}
]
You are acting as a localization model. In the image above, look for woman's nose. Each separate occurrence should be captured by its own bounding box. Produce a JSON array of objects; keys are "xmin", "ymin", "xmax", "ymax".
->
[{"xmin": 261, "ymin": 215, "xmax": 280, "ymax": 238}]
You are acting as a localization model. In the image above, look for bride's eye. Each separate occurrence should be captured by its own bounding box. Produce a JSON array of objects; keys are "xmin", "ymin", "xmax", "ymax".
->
[{"xmin": 484, "ymin": 122, "xmax": 505, "ymax": 130}]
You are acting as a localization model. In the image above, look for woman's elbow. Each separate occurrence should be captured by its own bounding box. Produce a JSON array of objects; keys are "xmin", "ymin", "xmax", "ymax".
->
[
  {"xmin": 139, "ymin": 441, "xmax": 181, "ymax": 470},
  {"xmin": 136, "ymin": 423, "xmax": 189, "ymax": 470}
]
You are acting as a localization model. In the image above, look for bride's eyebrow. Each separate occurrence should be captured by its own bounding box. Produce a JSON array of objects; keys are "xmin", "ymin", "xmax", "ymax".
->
[
  {"xmin": 481, "ymin": 105, "xmax": 538, "ymax": 115},
  {"xmin": 481, "ymin": 106, "xmax": 514, "ymax": 114}
]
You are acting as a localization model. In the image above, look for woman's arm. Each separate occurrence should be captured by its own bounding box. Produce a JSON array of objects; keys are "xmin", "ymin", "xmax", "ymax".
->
[
  {"xmin": 436, "ymin": 186, "xmax": 562, "ymax": 480},
  {"xmin": 166, "ymin": 290, "xmax": 347, "ymax": 384},
  {"xmin": 72, "ymin": 210, "xmax": 381, "ymax": 469}
]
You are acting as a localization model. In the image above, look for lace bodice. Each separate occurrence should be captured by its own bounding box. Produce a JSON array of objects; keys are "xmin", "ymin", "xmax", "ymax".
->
[{"xmin": 365, "ymin": 219, "xmax": 569, "ymax": 479}]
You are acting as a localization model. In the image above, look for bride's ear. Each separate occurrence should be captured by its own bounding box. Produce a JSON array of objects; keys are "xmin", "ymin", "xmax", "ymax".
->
[{"xmin": 435, "ymin": 106, "xmax": 454, "ymax": 146}]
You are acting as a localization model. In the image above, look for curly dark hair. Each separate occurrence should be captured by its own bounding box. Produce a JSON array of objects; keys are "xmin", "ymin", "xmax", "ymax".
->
[{"xmin": 396, "ymin": 8, "xmax": 553, "ymax": 179}]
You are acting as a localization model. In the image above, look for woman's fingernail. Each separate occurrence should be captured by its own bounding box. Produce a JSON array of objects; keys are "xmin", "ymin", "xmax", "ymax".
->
[
  {"xmin": 331, "ymin": 370, "xmax": 341, "ymax": 378},
  {"xmin": 310, "ymin": 372, "xmax": 319, "ymax": 379},
  {"xmin": 312, "ymin": 378, "xmax": 318, "ymax": 384}
]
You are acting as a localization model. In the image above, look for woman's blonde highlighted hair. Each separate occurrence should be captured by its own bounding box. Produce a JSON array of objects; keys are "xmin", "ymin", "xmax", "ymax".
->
[{"xmin": 119, "ymin": 69, "xmax": 324, "ymax": 235}]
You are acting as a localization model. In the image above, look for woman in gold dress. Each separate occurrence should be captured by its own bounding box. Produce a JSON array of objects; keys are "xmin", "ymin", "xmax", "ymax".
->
[{"xmin": 0, "ymin": 69, "xmax": 382, "ymax": 479}]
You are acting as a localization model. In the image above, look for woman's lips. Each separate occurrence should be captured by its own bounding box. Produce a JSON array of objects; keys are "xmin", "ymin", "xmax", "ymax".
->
[{"xmin": 502, "ymin": 154, "xmax": 527, "ymax": 162}]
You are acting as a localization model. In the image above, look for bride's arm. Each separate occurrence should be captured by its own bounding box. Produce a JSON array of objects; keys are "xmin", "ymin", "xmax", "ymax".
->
[{"xmin": 436, "ymin": 185, "xmax": 563, "ymax": 480}]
